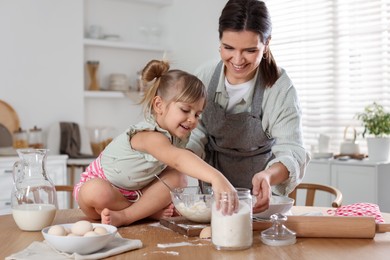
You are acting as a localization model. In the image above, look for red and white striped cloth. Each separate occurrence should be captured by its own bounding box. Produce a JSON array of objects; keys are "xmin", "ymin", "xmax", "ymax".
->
[
  {"xmin": 73, "ymin": 155, "xmax": 142, "ymax": 202},
  {"xmin": 327, "ymin": 203, "xmax": 385, "ymax": 223}
]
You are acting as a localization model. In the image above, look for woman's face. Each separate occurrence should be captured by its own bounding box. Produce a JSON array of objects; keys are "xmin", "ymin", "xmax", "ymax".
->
[{"xmin": 220, "ymin": 30, "xmax": 266, "ymax": 84}]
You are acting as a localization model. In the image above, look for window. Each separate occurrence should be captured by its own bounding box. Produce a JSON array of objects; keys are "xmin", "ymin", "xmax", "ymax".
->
[{"xmin": 266, "ymin": 0, "xmax": 390, "ymax": 154}]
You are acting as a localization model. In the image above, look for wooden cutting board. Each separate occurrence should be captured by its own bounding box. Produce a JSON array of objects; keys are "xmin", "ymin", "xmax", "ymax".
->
[{"xmin": 160, "ymin": 217, "xmax": 209, "ymax": 237}]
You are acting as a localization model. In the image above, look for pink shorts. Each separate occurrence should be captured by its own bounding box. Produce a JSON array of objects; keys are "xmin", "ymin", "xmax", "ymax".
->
[{"xmin": 73, "ymin": 155, "xmax": 142, "ymax": 202}]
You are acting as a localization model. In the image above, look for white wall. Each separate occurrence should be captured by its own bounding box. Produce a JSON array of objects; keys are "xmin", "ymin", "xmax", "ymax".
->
[
  {"xmin": 0, "ymin": 0, "xmax": 225, "ymax": 146},
  {"xmin": 0, "ymin": 0, "xmax": 84, "ymax": 135},
  {"xmin": 163, "ymin": 0, "xmax": 226, "ymax": 73}
]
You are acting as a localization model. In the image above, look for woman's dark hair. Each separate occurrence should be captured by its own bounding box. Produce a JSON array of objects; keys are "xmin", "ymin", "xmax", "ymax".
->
[{"xmin": 219, "ymin": 0, "xmax": 279, "ymax": 87}]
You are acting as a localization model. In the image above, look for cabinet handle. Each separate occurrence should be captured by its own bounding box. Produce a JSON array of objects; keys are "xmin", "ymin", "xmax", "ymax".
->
[{"xmin": 4, "ymin": 170, "xmax": 13, "ymax": 174}]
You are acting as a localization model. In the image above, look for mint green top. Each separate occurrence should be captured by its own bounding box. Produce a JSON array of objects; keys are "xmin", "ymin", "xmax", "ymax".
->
[{"xmin": 101, "ymin": 116, "xmax": 188, "ymax": 190}]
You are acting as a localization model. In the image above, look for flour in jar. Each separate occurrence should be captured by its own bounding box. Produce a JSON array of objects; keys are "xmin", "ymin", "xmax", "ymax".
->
[
  {"xmin": 175, "ymin": 200, "xmax": 211, "ymax": 223},
  {"xmin": 211, "ymin": 201, "xmax": 252, "ymax": 249}
]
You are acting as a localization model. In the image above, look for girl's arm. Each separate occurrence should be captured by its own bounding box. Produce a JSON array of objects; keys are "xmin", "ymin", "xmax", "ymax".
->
[{"xmin": 131, "ymin": 130, "xmax": 238, "ymax": 213}]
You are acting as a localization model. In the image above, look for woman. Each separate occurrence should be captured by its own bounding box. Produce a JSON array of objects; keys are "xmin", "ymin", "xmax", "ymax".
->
[{"xmin": 186, "ymin": 0, "xmax": 310, "ymax": 213}]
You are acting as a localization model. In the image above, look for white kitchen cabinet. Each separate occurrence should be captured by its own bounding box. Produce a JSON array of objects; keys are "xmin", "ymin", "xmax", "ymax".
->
[
  {"xmin": 83, "ymin": 0, "xmax": 171, "ymax": 132},
  {"xmin": 303, "ymin": 159, "xmax": 390, "ymax": 212},
  {"xmin": 0, "ymin": 155, "xmax": 68, "ymax": 215}
]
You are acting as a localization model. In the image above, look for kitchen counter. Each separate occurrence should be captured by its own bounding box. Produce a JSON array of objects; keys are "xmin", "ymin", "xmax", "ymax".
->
[{"xmin": 1, "ymin": 206, "xmax": 390, "ymax": 260}]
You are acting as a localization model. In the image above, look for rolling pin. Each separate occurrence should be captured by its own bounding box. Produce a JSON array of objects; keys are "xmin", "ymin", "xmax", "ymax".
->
[{"xmin": 253, "ymin": 215, "xmax": 390, "ymax": 238}]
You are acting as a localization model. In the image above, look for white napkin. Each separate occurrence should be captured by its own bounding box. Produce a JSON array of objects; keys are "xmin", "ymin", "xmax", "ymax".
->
[{"xmin": 5, "ymin": 236, "xmax": 142, "ymax": 260}]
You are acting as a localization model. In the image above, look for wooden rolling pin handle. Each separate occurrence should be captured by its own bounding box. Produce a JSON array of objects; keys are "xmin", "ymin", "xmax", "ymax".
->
[{"xmin": 376, "ymin": 223, "xmax": 390, "ymax": 233}]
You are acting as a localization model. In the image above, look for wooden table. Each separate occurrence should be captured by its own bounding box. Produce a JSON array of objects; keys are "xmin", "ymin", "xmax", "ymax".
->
[{"xmin": 2, "ymin": 207, "xmax": 390, "ymax": 260}]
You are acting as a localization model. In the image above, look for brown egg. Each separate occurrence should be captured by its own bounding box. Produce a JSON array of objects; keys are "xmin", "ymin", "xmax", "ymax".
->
[
  {"xmin": 199, "ymin": 226, "xmax": 211, "ymax": 239},
  {"xmin": 94, "ymin": 226, "xmax": 108, "ymax": 235},
  {"xmin": 71, "ymin": 220, "xmax": 93, "ymax": 236},
  {"xmin": 48, "ymin": 225, "xmax": 67, "ymax": 236}
]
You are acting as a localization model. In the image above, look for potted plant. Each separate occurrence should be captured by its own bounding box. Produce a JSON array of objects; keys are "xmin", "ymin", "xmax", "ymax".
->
[{"xmin": 356, "ymin": 102, "xmax": 390, "ymax": 162}]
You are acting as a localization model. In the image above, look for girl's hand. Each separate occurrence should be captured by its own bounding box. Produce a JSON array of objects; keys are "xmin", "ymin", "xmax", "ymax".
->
[{"xmin": 212, "ymin": 181, "xmax": 239, "ymax": 215}]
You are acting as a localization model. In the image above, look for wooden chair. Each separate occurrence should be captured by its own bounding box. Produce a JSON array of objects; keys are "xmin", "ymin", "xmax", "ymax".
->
[
  {"xmin": 55, "ymin": 185, "xmax": 75, "ymax": 209},
  {"xmin": 289, "ymin": 183, "xmax": 343, "ymax": 208}
]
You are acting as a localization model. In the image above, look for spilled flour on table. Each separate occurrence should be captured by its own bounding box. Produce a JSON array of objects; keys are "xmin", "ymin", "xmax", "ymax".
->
[
  {"xmin": 143, "ymin": 251, "xmax": 180, "ymax": 256},
  {"xmin": 157, "ymin": 242, "xmax": 206, "ymax": 248}
]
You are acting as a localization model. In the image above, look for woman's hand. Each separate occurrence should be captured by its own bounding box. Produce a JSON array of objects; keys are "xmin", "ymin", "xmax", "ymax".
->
[{"xmin": 251, "ymin": 171, "xmax": 272, "ymax": 213}]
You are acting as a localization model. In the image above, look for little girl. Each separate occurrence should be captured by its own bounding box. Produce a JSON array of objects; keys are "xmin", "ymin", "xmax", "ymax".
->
[{"xmin": 74, "ymin": 60, "xmax": 238, "ymax": 227}]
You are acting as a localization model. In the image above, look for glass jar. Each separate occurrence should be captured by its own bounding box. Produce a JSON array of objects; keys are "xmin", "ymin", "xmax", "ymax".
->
[
  {"xmin": 211, "ymin": 188, "xmax": 253, "ymax": 250},
  {"xmin": 28, "ymin": 125, "xmax": 44, "ymax": 149},
  {"xmin": 13, "ymin": 127, "xmax": 28, "ymax": 149}
]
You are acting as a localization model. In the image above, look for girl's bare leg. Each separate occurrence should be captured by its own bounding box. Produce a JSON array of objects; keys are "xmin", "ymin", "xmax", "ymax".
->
[
  {"xmin": 77, "ymin": 178, "xmax": 131, "ymax": 220},
  {"xmin": 101, "ymin": 167, "xmax": 187, "ymax": 227}
]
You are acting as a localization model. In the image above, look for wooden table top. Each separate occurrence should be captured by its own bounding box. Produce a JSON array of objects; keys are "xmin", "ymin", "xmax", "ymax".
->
[{"xmin": 1, "ymin": 207, "xmax": 390, "ymax": 260}]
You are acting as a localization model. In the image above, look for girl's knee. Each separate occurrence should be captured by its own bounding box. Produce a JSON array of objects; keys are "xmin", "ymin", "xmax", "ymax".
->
[{"xmin": 160, "ymin": 169, "xmax": 188, "ymax": 188}]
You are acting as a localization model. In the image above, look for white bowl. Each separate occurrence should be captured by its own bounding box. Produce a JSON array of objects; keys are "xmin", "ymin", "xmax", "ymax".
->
[
  {"xmin": 171, "ymin": 186, "xmax": 212, "ymax": 223},
  {"xmin": 42, "ymin": 223, "xmax": 117, "ymax": 254},
  {"xmin": 253, "ymin": 195, "xmax": 294, "ymax": 219}
]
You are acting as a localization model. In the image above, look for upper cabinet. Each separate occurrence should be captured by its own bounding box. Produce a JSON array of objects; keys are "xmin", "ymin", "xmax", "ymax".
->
[{"xmin": 83, "ymin": 0, "xmax": 172, "ymax": 132}]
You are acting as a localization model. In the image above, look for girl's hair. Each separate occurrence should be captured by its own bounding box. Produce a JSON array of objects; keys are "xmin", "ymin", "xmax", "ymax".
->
[
  {"xmin": 218, "ymin": 0, "xmax": 279, "ymax": 87},
  {"xmin": 140, "ymin": 60, "xmax": 207, "ymax": 116}
]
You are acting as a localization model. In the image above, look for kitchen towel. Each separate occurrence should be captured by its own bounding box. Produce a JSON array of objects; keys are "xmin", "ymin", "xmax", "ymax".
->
[
  {"xmin": 60, "ymin": 122, "xmax": 94, "ymax": 159},
  {"xmin": 5, "ymin": 236, "xmax": 143, "ymax": 260},
  {"xmin": 327, "ymin": 202, "xmax": 385, "ymax": 223}
]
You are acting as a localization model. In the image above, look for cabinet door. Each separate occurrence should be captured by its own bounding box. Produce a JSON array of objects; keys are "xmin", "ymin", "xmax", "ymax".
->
[
  {"xmin": 297, "ymin": 161, "xmax": 332, "ymax": 207},
  {"xmin": 0, "ymin": 167, "xmax": 13, "ymax": 215},
  {"xmin": 331, "ymin": 164, "xmax": 377, "ymax": 205}
]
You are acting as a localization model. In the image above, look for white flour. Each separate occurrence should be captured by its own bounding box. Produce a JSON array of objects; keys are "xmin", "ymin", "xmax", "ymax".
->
[{"xmin": 211, "ymin": 201, "xmax": 252, "ymax": 248}]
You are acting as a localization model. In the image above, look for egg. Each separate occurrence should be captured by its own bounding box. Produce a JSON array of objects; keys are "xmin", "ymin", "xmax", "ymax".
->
[
  {"xmin": 84, "ymin": 231, "xmax": 99, "ymax": 237},
  {"xmin": 199, "ymin": 226, "xmax": 211, "ymax": 239},
  {"xmin": 48, "ymin": 225, "xmax": 67, "ymax": 236},
  {"xmin": 71, "ymin": 220, "xmax": 93, "ymax": 236},
  {"xmin": 94, "ymin": 226, "xmax": 108, "ymax": 235}
]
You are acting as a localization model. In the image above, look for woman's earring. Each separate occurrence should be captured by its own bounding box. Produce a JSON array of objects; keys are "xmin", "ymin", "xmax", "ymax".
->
[{"xmin": 262, "ymin": 51, "xmax": 268, "ymax": 60}]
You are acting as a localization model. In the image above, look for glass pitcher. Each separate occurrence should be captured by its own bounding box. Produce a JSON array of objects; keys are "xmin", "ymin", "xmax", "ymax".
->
[{"xmin": 11, "ymin": 149, "xmax": 58, "ymax": 231}]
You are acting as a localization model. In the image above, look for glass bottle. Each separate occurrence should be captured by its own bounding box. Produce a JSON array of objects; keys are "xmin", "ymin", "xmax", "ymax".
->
[
  {"xmin": 11, "ymin": 149, "xmax": 58, "ymax": 231},
  {"xmin": 211, "ymin": 188, "xmax": 253, "ymax": 250}
]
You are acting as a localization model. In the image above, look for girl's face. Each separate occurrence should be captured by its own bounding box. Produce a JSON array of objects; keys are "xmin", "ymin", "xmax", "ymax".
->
[
  {"xmin": 220, "ymin": 30, "xmax": 267, "ymax": 84},
  {"xmin": 154, "ymin": 97, "xmax": 205, "ymax": 140}
]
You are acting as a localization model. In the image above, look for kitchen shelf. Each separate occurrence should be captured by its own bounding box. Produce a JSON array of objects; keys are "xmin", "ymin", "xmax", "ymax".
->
[
  {"xmin": 127, "ymin": 0, "xmax": 173, "ymax": 7},
  {"xmin": 84, "ymin": 90, "xmax": 143, "ymax": 103},
  {"xmin": 83, "ymin": 39, "xmax": 168, "ymax": 52}
]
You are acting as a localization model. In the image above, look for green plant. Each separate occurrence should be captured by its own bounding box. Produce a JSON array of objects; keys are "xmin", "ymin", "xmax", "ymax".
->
[{"xmin": 356, "ymin": 102, "xmax": 390, "ymax": 137}]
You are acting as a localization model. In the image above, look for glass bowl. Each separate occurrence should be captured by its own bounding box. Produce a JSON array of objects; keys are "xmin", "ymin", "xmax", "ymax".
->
[{"xmin": 170, "ymin": 186, "xmax": 213, "ymax": 223}]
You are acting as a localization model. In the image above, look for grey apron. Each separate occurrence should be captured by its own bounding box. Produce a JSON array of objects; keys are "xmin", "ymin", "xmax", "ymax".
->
[{"xmin": 202, "ymin": 61, "xmax": 275, "ymax": 189}]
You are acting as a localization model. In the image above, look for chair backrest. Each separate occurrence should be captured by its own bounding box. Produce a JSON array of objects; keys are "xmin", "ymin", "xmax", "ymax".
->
[
  {"xmin": 55, "ymin": 185, "xmax": 75, "ymax": 209},
  {"xmin": 55, "ymin": 185, "xmax": 74, "ymax": 192},
  {"xmin": 289, "ymin": 183, "xmax": 343, "ymax": 208}
]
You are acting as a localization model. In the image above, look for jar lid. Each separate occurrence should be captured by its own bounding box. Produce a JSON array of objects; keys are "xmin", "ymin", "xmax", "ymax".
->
[
  {"xmin": 260, "ymin": 213, "xmax": 297, "ymax": 246},
  {"xmin": 29, "ymin": 125, "xmax": 42, "ymax": 132},
  {"xmin": 14, "ymin": 127, "xmax": 27, "ymax": 134}
]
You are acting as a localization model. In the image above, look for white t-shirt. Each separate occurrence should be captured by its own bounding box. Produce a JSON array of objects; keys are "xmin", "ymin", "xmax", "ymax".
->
[{"xmin": 225, "ymin": 77, "xmax": 255, "ymax": 112}]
